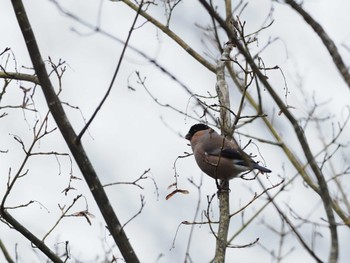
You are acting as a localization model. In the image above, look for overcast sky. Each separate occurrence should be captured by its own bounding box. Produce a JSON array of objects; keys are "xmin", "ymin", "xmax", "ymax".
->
[{"xmin": 1, "ymin": 0, "xmax": 349, "ymax": 262}]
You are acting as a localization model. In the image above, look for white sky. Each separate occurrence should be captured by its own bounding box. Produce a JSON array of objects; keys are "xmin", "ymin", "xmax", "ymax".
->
[{"xmin": 1, "ymin": 0, "xmax": 349, "ymax": 262}]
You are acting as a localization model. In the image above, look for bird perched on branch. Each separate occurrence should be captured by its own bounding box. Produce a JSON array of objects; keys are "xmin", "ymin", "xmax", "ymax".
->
[{"xmin": 185, "ymin": 124, "xmax": 271, "ymax": 180}]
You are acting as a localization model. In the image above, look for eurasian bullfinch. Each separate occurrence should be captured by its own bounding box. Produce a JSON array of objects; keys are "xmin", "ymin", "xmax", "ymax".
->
[{"xmin": 185, "ymin": 124, "xmax": 271, "ymax": 180}]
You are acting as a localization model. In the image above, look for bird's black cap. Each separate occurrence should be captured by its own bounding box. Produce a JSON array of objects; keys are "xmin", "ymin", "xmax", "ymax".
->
[{"xmin": 185, "ymin": 123, "xmax": 210, "ymax": 140}]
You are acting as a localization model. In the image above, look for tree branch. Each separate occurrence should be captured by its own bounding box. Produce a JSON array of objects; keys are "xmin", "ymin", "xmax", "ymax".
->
[
  {"xmin": 77, "ymin": 0, "xmax": 144, "ymax": 141},
  {"xmin": 0, "ymin": 71, "xmax": 39, "ymax": 85},
  {"xmin": 120, "ymin": 0, "xmax": 216, "ymax": 73},
  {"xmin": 213, "ymin": 42, "xmax": 233, "ymax": 263},
  {"xmin": 0, "ymin": 238, "xmax": 15, "ymax": 263},
  {"xmin": 284, "ymin": 0, "xmax": 350, "ymax": 92},
  {"xmin": 1, "ymin": 210, "xmax": 63, "ymax": 263},
  {"xmin": 198, "ymin": 1, "xmax": 338, "ymax": 262},
  {"xmin": 10, "ymin": 0, "xmax": 139, "ymax": 262}
]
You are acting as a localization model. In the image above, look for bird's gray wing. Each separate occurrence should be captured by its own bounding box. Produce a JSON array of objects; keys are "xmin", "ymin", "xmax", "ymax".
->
[
  {"xmin": 207, "ymin": 148, "xmax": 272, "ymax": 173},
  {"xmin": 206, "ymin": 147, "xmax": 246, "ymax": 163}
]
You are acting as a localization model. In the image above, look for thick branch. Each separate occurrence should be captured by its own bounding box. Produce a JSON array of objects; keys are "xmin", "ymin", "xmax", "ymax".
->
[
  {"xmin": 10, "ymin": 0, "xmax": 139, "ymax": 262},
  {"xmin": 1, "ymin": 210, "xmax": 63, "ymax": 263},
  {"xmin": 285, "ymin": 0, "xmax": 350, "ymax": 91},
  {"xmin": 120, "ymin": 0, "xmax": 216, "ymax": 73},
  {"xmin": 0, "ymin": 71, "xmax": 39, "ymax": 85},
  {"xmin": 0, "ymin": 238, "xmax": 15, "ymax": 263},
  {"xmin": 215, "ymin": 181, "xmax": 230, "ymax": 263}
]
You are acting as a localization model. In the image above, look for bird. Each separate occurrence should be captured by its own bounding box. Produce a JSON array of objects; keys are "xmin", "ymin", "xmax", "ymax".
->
[{"xmin": 185, "ymin": 123, "xmax": 271, "ymax": 180}]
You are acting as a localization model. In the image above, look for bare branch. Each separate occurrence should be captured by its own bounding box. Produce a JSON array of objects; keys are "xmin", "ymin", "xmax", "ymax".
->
[
  {"xmin": 120, "ymin": 0, "xmax": 216, "ymax": 73},
  {"xmin": 0, "ymin": 70, "xmax": 39, "ymax": 85},
  {"xmin": 76, "ymin": 0, "xmax": 144, "ymax": 141},
  {"xmin": 42, "ymin": 195, "xmax": 83, "ymax": 242},
  {"xmin": 10, "ymin": 0, "xmax": 140, "ymax": 261},
  {"xmin": 0, "ymin": 239, "xmax": 15, "ymax": 263},
  {"xmin": 257, "ymin": 177, "xmax": 323, "ymax": 263},
  {"xmin": 198, "ymin": 2, "xmax": 339, "ymax": 261},
  {"xmin": 213, "ymin": 42, "xmax": 233, "ymax": 263},
  {"xmin": 284, "ymin": 0, "xmax": 350, "ymax": 91},
  {"xmin": 103, "ymin": 168, "xmax": 152, "ymax": 190},
  {"xmin": 121, "ymin": 195, "xmax": 145, "ymax": 230},
  {"xmin": 1, "ymin": 210, "xmax": 63, "ymax": 263}
]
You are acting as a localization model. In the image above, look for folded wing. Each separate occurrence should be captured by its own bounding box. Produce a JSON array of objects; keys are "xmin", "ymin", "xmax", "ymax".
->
[{"xmin": 206, "ymin": 147, "xmax": 272, "ymax": 173}]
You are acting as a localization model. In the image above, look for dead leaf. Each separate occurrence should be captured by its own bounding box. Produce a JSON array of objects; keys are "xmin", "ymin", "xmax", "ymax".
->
[{"xmin": 165, "ymin": 189, "xmax": 189, "ymax": 200}]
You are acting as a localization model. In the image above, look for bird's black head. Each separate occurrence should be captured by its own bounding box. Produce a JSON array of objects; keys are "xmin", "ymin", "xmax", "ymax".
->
[{"xmin": 185, "ymin": 123, "xmax": 210, "ymax": 140}]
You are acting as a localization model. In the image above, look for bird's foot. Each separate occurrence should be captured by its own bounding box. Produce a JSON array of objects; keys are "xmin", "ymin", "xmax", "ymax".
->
[{"xmin": 216, "ymin": 179, "xmax": 230, "ymax": 195}]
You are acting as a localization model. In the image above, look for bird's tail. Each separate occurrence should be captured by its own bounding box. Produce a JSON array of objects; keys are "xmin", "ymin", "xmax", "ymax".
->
[{"xmin": 253, "ymin": 163, "xmax": 272, "ymax": 173}]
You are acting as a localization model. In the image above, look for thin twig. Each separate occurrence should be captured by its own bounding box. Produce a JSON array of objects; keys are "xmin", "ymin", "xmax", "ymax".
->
[{"xmin": 76, "ymin": 0, "xmax": 144, "ymax": 141}]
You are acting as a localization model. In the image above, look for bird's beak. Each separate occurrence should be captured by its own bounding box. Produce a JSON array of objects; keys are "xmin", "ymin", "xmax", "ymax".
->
[{"xmin": 185, "ymin": 133, "xmax": 191, "ymax": 140}]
